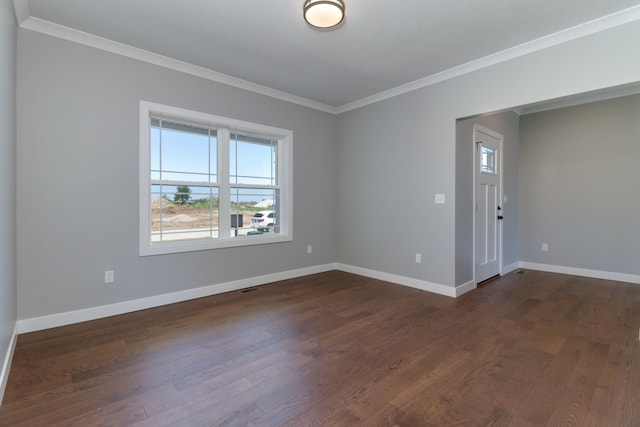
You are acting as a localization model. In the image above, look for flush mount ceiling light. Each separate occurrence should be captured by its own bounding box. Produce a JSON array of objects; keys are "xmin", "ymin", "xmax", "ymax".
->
[{"xmin": 303, "ymin": 0, "xmax": 345, "ymax": 30}]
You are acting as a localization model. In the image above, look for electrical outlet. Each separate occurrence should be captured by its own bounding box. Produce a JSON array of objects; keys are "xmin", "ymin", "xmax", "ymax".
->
[
  {"xmin": 104, "ymin": 270, "xmax": 114, "ymax": 283},
  {"xmin": 307, "ymin": 245, "xmax": 312, "ymax": 254},
  {"xmin": 415, "ymin": 253, "xmax": 422, "ymax": 263},
  {"xmin": 435, "ymin": 194, "xmax": 445, "ymax": 204},
  {"xmin": 541, "ymin": 243, "xmax": 548, "ymax": 252}
]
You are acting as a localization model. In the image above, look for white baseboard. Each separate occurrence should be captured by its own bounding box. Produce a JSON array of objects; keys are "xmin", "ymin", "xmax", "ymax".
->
[
  {"xmin": 17, "ymin": 263, "xmax": 337, "ymax": 334},
  {"xmin": 26, "ymin": 259, "xmax": 634, "ymax": 336},
  {"xmin": 17, "ymin": 263, "xmax": 460, "ymax": 335},
  {"xmin": 0, "ymin": 323, "xmax": 18, "ymax": 407},
  {"xmin": 455, "ymin": 280, "xmax": 476, "ymax": 297},
  {"xmin": 502, "ymin": 262, "xmax": 520, "ymax": 275},
  {"xmin": 519, "ymin": 262, "xmax": 640, "ymax": 284},
  {"xmin": 335, "ymin": 263, "xmax": 456, "ymax": 297}
]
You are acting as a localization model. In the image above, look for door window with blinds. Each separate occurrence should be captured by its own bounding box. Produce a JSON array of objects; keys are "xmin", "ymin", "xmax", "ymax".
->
[{"xmin": 139, "ymin": 101, "xmax": 292, "ymax": 256}]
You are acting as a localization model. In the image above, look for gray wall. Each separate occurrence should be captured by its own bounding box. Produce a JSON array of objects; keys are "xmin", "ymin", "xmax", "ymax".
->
[
  {"xmin": 17, "ymin": 30, "xmax": 338, "ymax": 319},
  {"xmin": 519, "ymin": 95, "xmax": 640, "ymax": 274},
  {"xmin": 338, "ymin": 20, "xmax": 640, "ymax": 288},
  {"xmin": 455, "ymin": 112, "xmax": 520, "ymax": 286},
  {"xmin": 15, "ymin": 18, "xmax": 640, "ymax": 320},
  {"xmin": 0, "ymin": 0, "xmax": 17, "ymax": 392},
  {"xmin": 337, "ymin": 91, "xmax": 455, "ymax": 286}
]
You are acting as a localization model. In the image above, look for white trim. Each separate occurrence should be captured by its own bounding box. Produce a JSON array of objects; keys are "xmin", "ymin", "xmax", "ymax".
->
[
  {"xmin": 502, "ymin": 261, "xmax": 520, "ymax": 275},
  {"xmin": 15, "ymin": 264, "xmax": 462, "ymax": 335},
  {"xmin": 0, "ymin": 323, "xmax": 18, "ymax": 407},
  {"xmin": 17, "ymin": 264, "xmax": 336, "ymax": 334},
  {"xmin": 15, "ymin": 261, "xmax": 640, "ymax": 335},
  {"xmin": 455, "ymin": 280, "xmax": 476, "ymax": 297},
  {"xmin": 17, "ymin": 6, "xmax": 640, "ymax": 115},
  {"xmin": 335, "ymin": 5, "xmax": 640, "ymax": 113},
  {"xmin": 11, "ymin": 0, "xmax": 29, "ymax": 26},
  {"xmin": 19, "ymin": 17, "xmax": 336, "ymax": 114},
  {"xmin": 519, "ymin": 262, "xmax": 640, "ymax": 284},
  {"xmin": 336, "ymin": 263, "xmax": 457, "ymax": 298}
]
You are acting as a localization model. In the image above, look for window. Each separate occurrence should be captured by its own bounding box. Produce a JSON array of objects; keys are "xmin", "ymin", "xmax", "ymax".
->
[
  {"xmin": 480, "ymin": 146, "xmax": 496, "ymax": 175},
  {"xmin": 140, "ymin": 101, "xmax": 292, "ymax": 255}
]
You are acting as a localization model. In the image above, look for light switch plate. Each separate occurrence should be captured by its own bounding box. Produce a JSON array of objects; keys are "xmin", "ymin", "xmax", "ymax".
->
[{"xmin": 105, "ymin": 270, "xmax": 114, "ymax": 283}]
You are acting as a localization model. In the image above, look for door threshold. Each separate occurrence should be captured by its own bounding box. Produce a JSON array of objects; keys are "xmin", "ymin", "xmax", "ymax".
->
[{"xmin": 477, "ymin": 275, "xmax": 500, "ymax": 286}]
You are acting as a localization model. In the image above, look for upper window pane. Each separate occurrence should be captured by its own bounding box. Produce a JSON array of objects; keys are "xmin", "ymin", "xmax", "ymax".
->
[
  {"xmin": 151, "ymin": 118, "xmax": 217, "ymax": 183},
  {"xmin": 230, "ymin": 133, "xmax": 277, "ymax": 185}
]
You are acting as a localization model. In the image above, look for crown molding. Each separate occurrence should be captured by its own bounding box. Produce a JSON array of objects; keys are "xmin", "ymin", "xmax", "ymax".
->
[
  {"xmin": 18, "ymin": 4, "xmax": 640, "ymax": 115},
  {"xmin": 335, "ymin": 4, "xmax": 640, "ymax": 114},
  {"xmin": 19, "ymin": 17, "xmax": 338, "ymax": 114},
  {"xmin": 12, "ymin": 0, "xmax": 29, "ymax": 26}
]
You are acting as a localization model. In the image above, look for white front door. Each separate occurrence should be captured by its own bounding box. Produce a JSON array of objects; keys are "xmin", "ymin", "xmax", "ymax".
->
[{"xmin": 474, "ymin": 125, "xmax": 503, "ymax": 283}]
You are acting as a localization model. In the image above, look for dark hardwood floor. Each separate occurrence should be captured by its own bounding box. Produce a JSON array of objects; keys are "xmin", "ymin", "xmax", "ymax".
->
[{"xmin": 1, "ymin": 269, "xmax": 640, "ymax": 426}]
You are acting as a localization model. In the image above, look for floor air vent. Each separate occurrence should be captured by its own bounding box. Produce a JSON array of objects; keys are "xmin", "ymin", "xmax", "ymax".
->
[
  {"xmin": 516, "ymin": 270, "xmax": 528, "ymax": 275},
  {"xmin": 240, "ymin": 287, "xmax": 258, "ymax": 293}
]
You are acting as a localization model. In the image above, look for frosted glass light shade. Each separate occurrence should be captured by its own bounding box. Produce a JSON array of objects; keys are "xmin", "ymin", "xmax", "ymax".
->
[{"xmin": 303, "ymin": 0, "xmax": 345, "ymax": 29}]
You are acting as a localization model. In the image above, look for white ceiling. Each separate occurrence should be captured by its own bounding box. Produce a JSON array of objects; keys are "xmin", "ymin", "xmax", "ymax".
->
[{"xmin": 14, "ymin": 0, "xmax": 640, "ymax": 111}]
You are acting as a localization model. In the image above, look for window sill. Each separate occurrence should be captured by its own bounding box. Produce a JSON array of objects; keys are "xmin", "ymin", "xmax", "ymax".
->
[{"xmin": 139, "ymin": 233, "xmax": 292, "ymax": 256}]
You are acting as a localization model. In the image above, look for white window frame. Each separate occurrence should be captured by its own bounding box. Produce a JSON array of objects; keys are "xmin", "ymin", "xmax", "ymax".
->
[{"xmin": 139, "ymin": 101, "xmax": 292, "ymax": 256}]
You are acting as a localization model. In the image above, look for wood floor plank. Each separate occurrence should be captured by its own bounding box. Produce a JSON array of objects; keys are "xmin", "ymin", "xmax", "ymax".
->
[
  {"xmin": 2, "ymin": 270, "xmax": 640, "ymax": 426},
  {"xmin": 544, "ymin": 340, "xmax": 609, "ymax": 426},
  {"xmin": 620, "ymin": 316, "xmax": 640, "ymax": 426}
]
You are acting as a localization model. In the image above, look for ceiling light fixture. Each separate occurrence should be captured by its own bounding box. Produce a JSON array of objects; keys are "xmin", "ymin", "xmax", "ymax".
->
[{"xmin": 303, "ymin": 0, "xmax": 345, "ymax": 30}]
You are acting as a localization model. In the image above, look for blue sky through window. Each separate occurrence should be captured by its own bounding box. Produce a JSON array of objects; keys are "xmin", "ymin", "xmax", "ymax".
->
[{"xmin": 150, "ymin": 120, "xmax": 277, "ymax": 204}]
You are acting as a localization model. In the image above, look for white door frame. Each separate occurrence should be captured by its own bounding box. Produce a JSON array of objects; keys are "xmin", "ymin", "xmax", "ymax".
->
[{"xmin": 472, "ymin": 124, "xmax": 504, "ymax": 286}]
